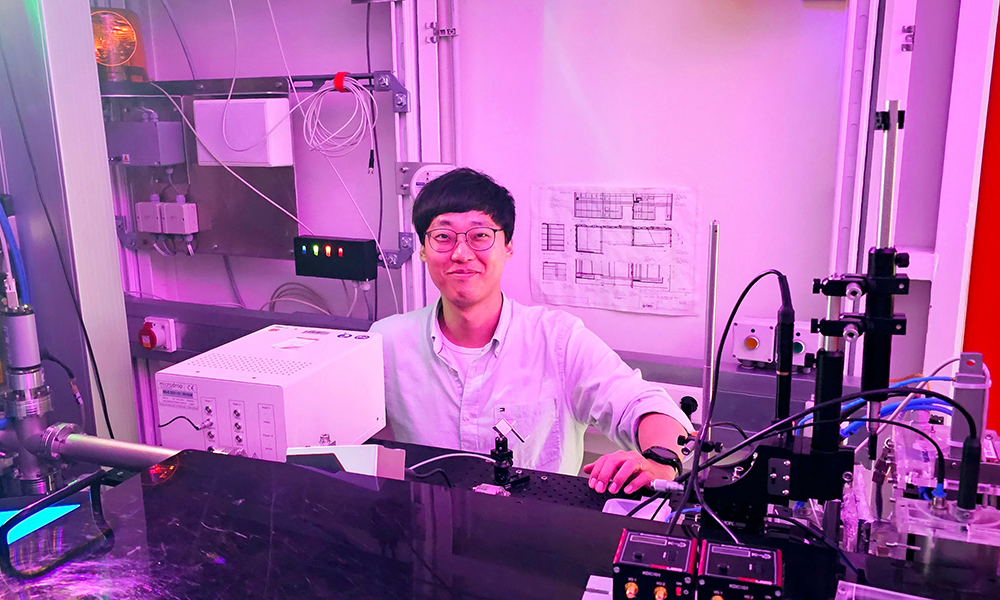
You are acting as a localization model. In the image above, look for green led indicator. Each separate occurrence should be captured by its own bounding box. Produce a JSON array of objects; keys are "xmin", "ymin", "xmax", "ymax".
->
[{"xmin": 312, "ymin": 244, "xmax": 320, "ymax": 256}]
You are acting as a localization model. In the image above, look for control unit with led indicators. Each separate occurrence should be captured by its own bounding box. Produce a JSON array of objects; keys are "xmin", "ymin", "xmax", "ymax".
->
[
  {"xmin": 613, "ymin": 530, "xmax": 696, "ymax": 599},
  {"xmin": 696, "ymin": 541, "xmax": 782, "ymax": 600},
  {"xmin": 294, "ymin": 236, "xmax": 378, "ymax": 282}
]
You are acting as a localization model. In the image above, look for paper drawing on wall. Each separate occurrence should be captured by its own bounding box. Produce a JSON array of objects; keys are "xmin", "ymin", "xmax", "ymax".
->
[{"xmin": 530, "ymin": 186, "xmax": 696, "ymax": 315}]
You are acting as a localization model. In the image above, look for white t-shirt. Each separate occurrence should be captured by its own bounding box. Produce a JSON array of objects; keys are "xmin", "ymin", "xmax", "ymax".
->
[{"xmin": 438, "ymin": 333, "xmax": 489, "ymax": 387}]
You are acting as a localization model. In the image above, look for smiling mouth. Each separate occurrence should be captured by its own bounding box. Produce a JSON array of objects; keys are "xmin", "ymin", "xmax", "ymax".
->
[{"xmin": 448, "ymin": 270, "xmax": 481, "ymax": 276}]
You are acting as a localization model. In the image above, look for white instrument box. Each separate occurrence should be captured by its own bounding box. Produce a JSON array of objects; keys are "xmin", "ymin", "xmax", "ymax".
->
[{"xmin": 155, "ymin": 324, "xmax": 385, "ymax": 461}]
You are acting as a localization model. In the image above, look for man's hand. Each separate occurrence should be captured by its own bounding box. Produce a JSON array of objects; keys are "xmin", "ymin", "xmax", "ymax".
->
[{"xmin": 583, "ymin": 450, "xmax": 678, "ymax": 495}]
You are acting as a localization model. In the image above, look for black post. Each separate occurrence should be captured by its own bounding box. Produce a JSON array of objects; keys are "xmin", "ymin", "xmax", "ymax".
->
[
  {"xmin": 860, "ymin": 248, "xmax": 900, "ymax": 459},
  {"xmin": 811, "ymin": 349, "xmax": 845, "ymax": 454}
]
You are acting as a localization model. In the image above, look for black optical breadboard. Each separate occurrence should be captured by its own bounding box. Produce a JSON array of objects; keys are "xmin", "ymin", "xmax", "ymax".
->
[{"xmin": 294, "ymin": 236, "xmax": 378, "ymax": 282}]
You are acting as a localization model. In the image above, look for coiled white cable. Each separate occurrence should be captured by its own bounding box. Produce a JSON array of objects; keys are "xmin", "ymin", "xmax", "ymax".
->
[{"xmin": 302, "ymin": 77, "xmax": 378, "ymax": 159}]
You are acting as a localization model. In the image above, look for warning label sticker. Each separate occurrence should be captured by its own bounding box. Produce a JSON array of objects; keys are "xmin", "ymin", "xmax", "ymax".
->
[{"xmin": 158, "ymin": 382, "xmax": 198, "ymax": 411}]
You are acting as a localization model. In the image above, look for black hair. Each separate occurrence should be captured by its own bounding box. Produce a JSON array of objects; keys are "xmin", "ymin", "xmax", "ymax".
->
[{"xmin": 412, "ymin": 168, "xmax": 515, "ymax": 245}]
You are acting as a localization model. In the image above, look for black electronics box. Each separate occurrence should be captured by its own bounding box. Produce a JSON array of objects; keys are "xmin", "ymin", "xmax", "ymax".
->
[
  {"xmin": 613, "ymin": 530, "xmax": 696, "ymax": 599},
  {"xmin": 697, "ymin": 541, "xmax": 783, "ymax": 600},
  {"xmin": 294, "ymin": 237, "xmax": 378, "ymax": 282}
]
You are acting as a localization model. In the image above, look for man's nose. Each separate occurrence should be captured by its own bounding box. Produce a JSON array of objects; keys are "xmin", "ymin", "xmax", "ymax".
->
[{"xmin": 451, "ymin": 236, "xmax": 476, "ymax": 260}]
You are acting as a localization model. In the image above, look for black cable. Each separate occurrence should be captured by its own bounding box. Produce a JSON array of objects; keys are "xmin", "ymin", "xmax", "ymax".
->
[
  {"xmin": 679, "ymin": 386, "xmax": 967, "ymax": 484},
  {"xmin": 366, "ymin": 3, "xmax": 387, "ymax": 319},
  {"xmin": 625, "ymin": 491, "xmax": 665, "ymax": 517},
  {"xmin": 840, "ymin": 388, "xmax": 976, "ymax": 439},
  {"xmin": 40, "ymin": 349, "xmax": 74, "ymax": 379},
  {"xmin": 0, "ymin": 34, "xmax": 115, "ymax": 439},
  {"xmin": 668, "ymin": 269, "xmax": 784, "ymax": 536},
  {"xmin": 694, "ymin": 482, "xmax": 740, "ymax": 544},
  {"xmin": 406, "ymin": 467, "xmax": 453, "ymax": 488},
  {"xmin": 157, "ymin": 415, "xmax": 201, "ymax": 431},
  {"xmin": 649, "ymin": 494, "xmax": 670, "ymax": 521},
  {"xmin": 766, "ymin": 513, "xmax": 859, "ymax": 575},
  {"xmin": 709, "ymin": 421, "xmax": 749, "ymax": 440}
]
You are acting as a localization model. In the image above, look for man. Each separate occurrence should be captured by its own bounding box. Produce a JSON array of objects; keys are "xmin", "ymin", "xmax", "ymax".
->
[{"xmin": 370, "ymin": 168, "xmax": 691, "ymax": 495}]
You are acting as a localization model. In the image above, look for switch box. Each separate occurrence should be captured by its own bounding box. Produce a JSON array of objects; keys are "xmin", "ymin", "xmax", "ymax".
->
[
  {"xmin": 105, "ymin": 121, "xmax": 184, "ymax": 166},
  {"xmin": 135, "ymin": 202, "xmax": 163, "ymax": 233},
  {"xmin": 732, "ymin": 318, "xmax": 817, "ymax": 368},
  {"xmin": 294, "ymin": 236, "xmax": 378, "ymax": 282},
  {"xmin": 193, "ymin": 98, "xmax": 293, "ymax": 167},
  {"xmin": 161, "ymin": 203, "xmax": 199, "ymax": 234},
  {"xmin": 732, "ymin": 318, "xmax": 776, "ymax": 366}
]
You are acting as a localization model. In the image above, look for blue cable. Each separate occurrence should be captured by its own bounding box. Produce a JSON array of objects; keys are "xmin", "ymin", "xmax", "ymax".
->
[
  {"xmin": 839, "ymin": 403, "xmax": 951, "ymax": 435},
  {"xmin": 0, "ymin": 203, "xmax": 29, "ymax": 305},
  {"xmin": 797, "ymin": 377, "xmax": 953, "ymax": 428},
  {"xmin": 890, "ymin": 376, "xmax": 953, "ymax": 388},
  {"xmin": 840, "ymin": 403, "xmax": 952, "ymax": 437}
]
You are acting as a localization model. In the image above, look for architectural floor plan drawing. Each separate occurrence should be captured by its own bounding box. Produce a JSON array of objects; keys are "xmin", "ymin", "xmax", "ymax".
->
[{"xmin": 530, "ymin": 187, "xmax": 697, "ymax": 315}]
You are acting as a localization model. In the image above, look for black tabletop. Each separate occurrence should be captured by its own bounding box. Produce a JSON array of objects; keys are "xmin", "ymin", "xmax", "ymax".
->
[{"xmin": 0, "ymin": 448, "xmax": 998, "ymax": 599}]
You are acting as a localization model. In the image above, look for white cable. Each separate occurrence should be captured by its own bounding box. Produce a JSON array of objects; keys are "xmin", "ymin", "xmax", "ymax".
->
[
  {"xmin": 265, "ymin": 0, "xmax": 302, "ymax": 106},
  {"xmin": 259, "ymin": 297, "xmax": 331, "ymax": 315},
  {"xmin": 268, "ymin": 282, "xmax": 333, "ymax": 314},
  {"xmin": 149, "ymin": 82, "xmax": 316, "ymax": 235},
  {"xmin": 325, "ymin": 157, "xmax": 400, "ymax": 314},
  {"xmin": 302, "ymin": 79, "xmax": 377, "ymax": 159},
  {"xmin": 346, "ymin": 284, "xmax": 360, "ymax": 317},
  {"xmin": 408, "ymin": 452, "xmax": 494, "ymax": 471}
]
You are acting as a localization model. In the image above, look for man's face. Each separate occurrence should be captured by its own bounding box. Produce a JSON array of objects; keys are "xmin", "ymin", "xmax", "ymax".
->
[{"xmin": 421, "ymin": 211, "xmax": 513, "ymax": 311}]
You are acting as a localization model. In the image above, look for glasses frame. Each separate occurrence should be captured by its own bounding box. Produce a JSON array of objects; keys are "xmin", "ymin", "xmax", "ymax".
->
[{"xmin": 425, "ymin": 227, "xmax": 504, "ymax": 252}]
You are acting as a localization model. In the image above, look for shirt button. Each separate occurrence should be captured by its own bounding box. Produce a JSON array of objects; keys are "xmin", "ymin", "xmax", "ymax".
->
[{"xmin": 463, "ymin": 414, "xmax": 471, "ymax": 422}]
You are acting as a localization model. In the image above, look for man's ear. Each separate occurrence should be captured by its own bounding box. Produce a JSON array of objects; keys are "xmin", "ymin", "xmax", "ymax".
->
[
  {"xmin": 504, "ymin": 239, "xmax": 514, "ymax": 261},
  {"xmin": 420, "ymin": 245, "xmax": 427, "ymax": 262}
]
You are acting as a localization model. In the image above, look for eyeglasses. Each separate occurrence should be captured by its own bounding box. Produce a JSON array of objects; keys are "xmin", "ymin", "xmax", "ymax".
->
[{"xmin": 425, "ymin": 227, "xmax": 503, "ymax": 252}]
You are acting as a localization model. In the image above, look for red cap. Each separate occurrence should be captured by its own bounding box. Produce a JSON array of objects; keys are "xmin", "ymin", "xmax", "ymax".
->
[{"xmin": 138, "ymin": 322, "xmax": 157, "ymax": 350}]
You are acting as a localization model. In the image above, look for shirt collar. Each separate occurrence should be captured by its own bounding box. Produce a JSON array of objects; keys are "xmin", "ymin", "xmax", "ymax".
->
[{"xmin": 428, "ymin": 294, "xmax": 512, "ymax": 358}]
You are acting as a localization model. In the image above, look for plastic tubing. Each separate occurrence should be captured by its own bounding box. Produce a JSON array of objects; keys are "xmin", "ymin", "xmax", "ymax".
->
[{"xmin": 0, "ymin": 203, "xmax": 29, "ymax": 305}]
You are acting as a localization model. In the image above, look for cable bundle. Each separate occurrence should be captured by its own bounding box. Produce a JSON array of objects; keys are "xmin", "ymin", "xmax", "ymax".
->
[{"xmin": 301, "ymin": 76, "xmax": 378, "ymax": 160}]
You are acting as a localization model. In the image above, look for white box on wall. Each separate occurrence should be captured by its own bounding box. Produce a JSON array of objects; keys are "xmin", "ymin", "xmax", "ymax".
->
[
  {"xmin": 193, "ymin": 98, "xmax": 293, "ymax": 167},
  {"xmin": 135, "ymin": 202, "xmax": 163, "ymax": 233},
  {"xmin": 161, "ymin": 203, "xmax": 199, "ymax": 234}
]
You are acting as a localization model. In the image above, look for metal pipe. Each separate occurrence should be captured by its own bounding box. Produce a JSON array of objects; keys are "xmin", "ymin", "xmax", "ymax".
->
[
  {"xmin": 823, "ymin": 296, "xmax": 844, "ymax": 353},
  {"xmin": 435, "ymin": 0, "xmax": 457, "ymax": 163},
  {"xmin": 702, "ymin": 221, "xmax": 721, "ymax": 429},
  {"xmin": 877, "ymin": 100, "xmax": 900, "ymax": 247},
  {"xmin": 52, "ymin": 433, "xmax": 177, "ymax": 470},
  {"xmin": 853, "ymin": 0, "xmax": 889, "ymax": 275}
]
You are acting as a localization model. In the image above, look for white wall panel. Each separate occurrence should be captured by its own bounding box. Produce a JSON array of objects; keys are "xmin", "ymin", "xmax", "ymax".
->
[{"xmin": 454, "ymin": 0, "xmax": 848, "ymax": 360}]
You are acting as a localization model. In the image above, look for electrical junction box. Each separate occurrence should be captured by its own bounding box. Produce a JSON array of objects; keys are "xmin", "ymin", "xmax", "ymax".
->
[
  {"xmin": 732, "ymin": 319, "xmax": 817, "ymax": 368},
  {"xmin": 138, "ymin": 317, "xmax": 177, "ymax": 352},
  {"xmin": 294, "ymin": 236, "xmax": 378, "ymax": 282},
  {"xmin": 161, "ymin": 203, "xmax": 199, "ymax": 234},
  {"xmin": 105, "ymin": 120, "xmax": 185, "ymax": 166},
  {"xmin": 154, "ymin": 325, "xmax": 385, "ymax": 461},
  {"xmin": 193, "ymin": 98, "xmax": 293, "ymax": 167},
  {"xmin": 612, "ymin": 530, "xmax": 696, "ymax": 599},
  {"xmin": 135, "ymin": 202, "xmax": 163, "ymax": 233}
]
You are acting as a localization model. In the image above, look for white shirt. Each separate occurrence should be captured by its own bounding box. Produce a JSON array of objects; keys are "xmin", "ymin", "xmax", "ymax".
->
[
  {"xmin": 438, "ymin": 335, "xmax": 488, "ymax": 387},
  {"xmin": 369, "ymin": 296, "xmax": 693, "ymax": 475}
]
